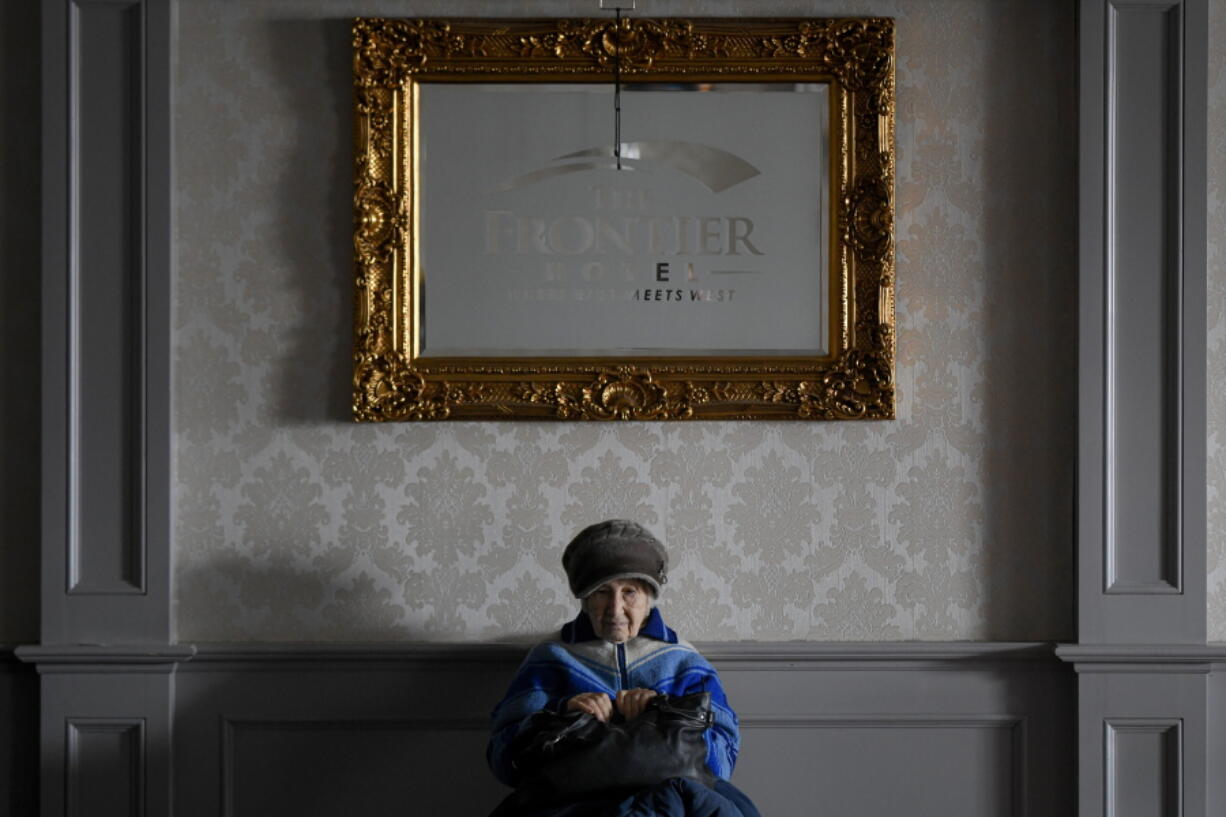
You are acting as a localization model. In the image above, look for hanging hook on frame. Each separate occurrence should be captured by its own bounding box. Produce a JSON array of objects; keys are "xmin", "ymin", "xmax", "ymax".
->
[{"xmin": 599, "ymin": 0, "xmax": 635, "ymax": 170}]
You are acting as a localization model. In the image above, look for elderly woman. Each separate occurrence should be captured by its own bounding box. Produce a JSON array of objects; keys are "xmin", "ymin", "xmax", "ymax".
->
[{"xmin": 487, "ymin": 520, "xmax": 760, "ymax": 817}]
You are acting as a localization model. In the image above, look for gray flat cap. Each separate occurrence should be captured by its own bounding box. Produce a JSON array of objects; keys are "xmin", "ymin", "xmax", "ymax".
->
[{"xmin": 561, "ymin": 520, "xmax": 669, "ymax": 598}]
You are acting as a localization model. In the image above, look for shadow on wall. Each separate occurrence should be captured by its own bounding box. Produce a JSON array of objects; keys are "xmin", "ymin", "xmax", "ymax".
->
[
  {"xmin": 0, "ymin": 0, "xmax": 42, "ymax": 643},
  {"xmin": 977, "ymin": 1, "xmax": 1077, "ymax": 640},
  {"xmin": 265, "ymin": 18, "xmax": 354, "ymax": 426},
  {"xmin": 180, "ymin": 551, "xmax": 400, "ymax": 641},
  {"xmin": 178, "ymin": 550, "xmax": 559, "ymax": 643}
]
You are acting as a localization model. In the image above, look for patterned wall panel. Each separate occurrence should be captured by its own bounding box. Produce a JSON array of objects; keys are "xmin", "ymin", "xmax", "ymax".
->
[
  {"xmin": 1206, "ymin": 0, "xmax": 1226, "ymax": 640},
  {"xmin": 173, "ymin": 0, "xmax": 1078, "ymax": 642}
]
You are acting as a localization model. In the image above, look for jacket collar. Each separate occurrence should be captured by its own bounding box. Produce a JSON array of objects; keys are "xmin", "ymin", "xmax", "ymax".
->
[{"xmin": 560, "ymin": 607, "xmax": 678, "ymax": 644}]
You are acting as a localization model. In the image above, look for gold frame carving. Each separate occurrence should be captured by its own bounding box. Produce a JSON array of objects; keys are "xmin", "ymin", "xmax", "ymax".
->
[{"xmin": 352, "ymin": 17, "xmax": 895, "ymax": 421}]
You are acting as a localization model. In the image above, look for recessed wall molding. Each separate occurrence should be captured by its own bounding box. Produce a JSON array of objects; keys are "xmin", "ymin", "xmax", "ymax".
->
[
  {"xmin": 64, "ymin": 0, "xmax": 147, "ymax": 599},
  {"xmin": 65, "ymin": 718, "xmax": 146, "ymax": 817},
  {"xmin": 1101, "ymin": 0, "xmax": 1187, "ymax": 599},
  {"xmin": 1104, "ymin": 719, "xmax": 1183, "ymax": 817}
]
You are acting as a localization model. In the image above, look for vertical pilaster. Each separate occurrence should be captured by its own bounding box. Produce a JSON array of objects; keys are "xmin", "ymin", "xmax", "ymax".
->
[
  {"xmin": 1075, "ymin": 0, "xmax": 1211, "ymax": 814},
  {"xmin": 1079, "ymin": 0, "xmax": 1206, "ymax": 647},
  {"xmin": 30, "ymin": 1, "xmax": 181, "ymax": 815},
  {"xmin": 42, "ymin": 0, "xmax": 172, "ymax": 647}
]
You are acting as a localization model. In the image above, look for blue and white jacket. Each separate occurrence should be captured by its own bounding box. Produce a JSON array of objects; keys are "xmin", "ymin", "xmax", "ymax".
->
[{"xmin": 487, "ymin": 608, "xmax": 740, "ymax": 787}]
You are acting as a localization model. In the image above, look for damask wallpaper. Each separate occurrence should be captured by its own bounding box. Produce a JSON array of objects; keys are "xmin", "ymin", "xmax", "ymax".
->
[
  {"xmin": 173, "ymin": 0, "xmax": 1078, "ymax": 642},
  {"xmin": 1207, "ymin": 0, "xmax": 1226, "ymax": 641}
]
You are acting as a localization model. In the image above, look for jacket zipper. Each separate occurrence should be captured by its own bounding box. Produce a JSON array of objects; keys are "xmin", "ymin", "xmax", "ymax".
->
[{"xmin": 616, "ymin": 642, "xmax": 629, "ymax": 690}]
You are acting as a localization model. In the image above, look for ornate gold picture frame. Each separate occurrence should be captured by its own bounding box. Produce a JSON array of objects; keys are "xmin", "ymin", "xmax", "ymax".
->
[{"xmin": 352, "ymin": 17, "xmax": 895, "ymax": 421}]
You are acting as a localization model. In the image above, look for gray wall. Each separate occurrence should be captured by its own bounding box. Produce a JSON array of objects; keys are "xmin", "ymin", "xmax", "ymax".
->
[
  {"xmin": 0, "ymin": 0, "xmax": 42, "ymax": 645},
  {"xmin": 172, "ymin": 0, "xmax": 1077, "ymax": 644}
]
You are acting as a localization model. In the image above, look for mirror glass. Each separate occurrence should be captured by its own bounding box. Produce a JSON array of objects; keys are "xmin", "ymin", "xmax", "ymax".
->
[{"xmin": 417, "ymin": 81, "xmax": 830, "ymax": 357}]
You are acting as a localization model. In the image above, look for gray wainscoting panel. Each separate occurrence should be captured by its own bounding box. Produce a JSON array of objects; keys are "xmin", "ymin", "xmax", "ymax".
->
[
  {"xmin": 1078, "ymin": 0, "xmax": 1208, "ymax": 643},
  {"xmin": 222, "ymin": 719, "xmax": 496, "ymax": 817},
  {"xmin": 41, "ymin": 0, "xmax": 174, "ymax": 642},
  {"xmin": 1105, "ymin": 719, "xmax": 1182, "ymax": 817},
  {"xmin": 175, "ymin": 648, "xmax": 515, "ymax": 817},
  {"xmin": 0, "ymin": 650, "xmax": 38, "ymax": 817},
  {"xmin": 717, "ymin": 645, "xmax": 1072, "ymax": 817},
  {"xmin": 65, "ymin": 719, "xmax": 145, "ymax": 817},
  {"xmin": 173, "ymin": 643, "xmax": 1073, "ymax": 817},
  {"xmin": 736, "ymin": 717, "xmax": 1021, "ymax": 817}
]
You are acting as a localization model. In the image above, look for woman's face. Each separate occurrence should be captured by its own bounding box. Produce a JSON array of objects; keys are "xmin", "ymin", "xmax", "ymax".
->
[{"xmin": 583, "ymin": 579, "xmax": 652, "ymax": 643}]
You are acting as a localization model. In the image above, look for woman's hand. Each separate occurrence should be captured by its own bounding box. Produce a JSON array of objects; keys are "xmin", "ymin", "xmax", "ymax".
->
[
  {"xmin": 566, "ymin": 692, "xmax": 614, "ymax": 722},
  {"xmin": 615, "ymin": 688, "xmax": 658, "ymax": 720}
]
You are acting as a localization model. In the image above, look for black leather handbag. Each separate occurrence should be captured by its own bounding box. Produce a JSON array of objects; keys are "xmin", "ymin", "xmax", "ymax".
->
[{"xmin": 510, "ymin": 691, "xmax": 717, "ymax": 800}]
